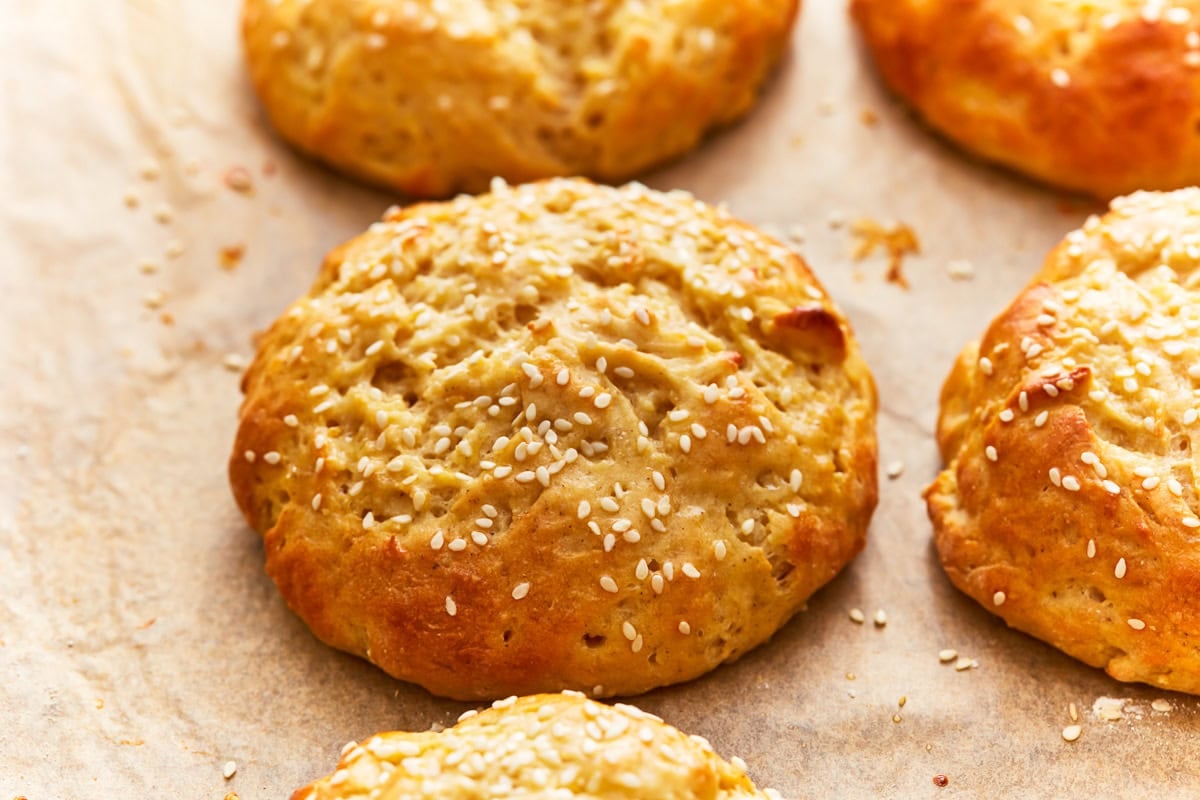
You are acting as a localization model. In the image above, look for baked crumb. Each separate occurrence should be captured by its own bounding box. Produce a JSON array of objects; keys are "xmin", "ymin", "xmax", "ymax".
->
[{"xmin": 850, "ymin": 218, "xmax": 920, "ymax": 289}]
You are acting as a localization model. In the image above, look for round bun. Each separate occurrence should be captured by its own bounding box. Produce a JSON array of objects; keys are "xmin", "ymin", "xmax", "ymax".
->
[
  {"xmin": 241, "ymin": 0, "xmax": 799, "ymax": 198},
  {"xmin": 230, "ymin": 178, "xmax": 877, "ymax": 700},
  {"xmin": 929, "ymin": 189, "xmax": 1200, "ymax": 695},
  {"xmin": 292, "ymin": 693, "xmax": 781, "ymax": 800},
  {"xmin": 851, "ymin": 0, "xmax": 1200, "ymax": 198}
]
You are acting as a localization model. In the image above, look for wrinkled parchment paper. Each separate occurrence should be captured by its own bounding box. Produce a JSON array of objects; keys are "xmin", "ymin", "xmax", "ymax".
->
[{"xmin": 3, "ymin": 2, "xmax": 1198, "ymax": 797}]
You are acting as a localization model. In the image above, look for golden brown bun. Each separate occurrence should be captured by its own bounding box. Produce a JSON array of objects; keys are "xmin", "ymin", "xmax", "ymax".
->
[
  {"xmin": 851, "ymin": 0, "xmax": 1200, "ymax": 198},
  {"xmin": 230, "ymin": 178, "xmax": 877, "ymax": 700},
  {"xmin": 928, "ymin": 189, "xmax": 1200, "ymax": 695},
  {"xmin": 241, "ymin": 0, "xmax": 799, "ymax": 198},
  {"xmin": 291, "ymin": 693, "xmax": 781, "ymax": 799}
]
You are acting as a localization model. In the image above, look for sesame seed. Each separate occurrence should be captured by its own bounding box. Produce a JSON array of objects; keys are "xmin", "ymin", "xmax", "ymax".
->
[
  {"xmin": 243, "ymin": 450, "xmax": 256, "ymax": 463},
  {"xmin": 703, "ymin": 385, "xmax": 719, "ymax": 404},
  {"xmin": 849, "ymin": 608, "xmax": 865, "ymax": 624},
  {"xmin": 993, "ymin": 591, "xmax": 1006, "ymax": 606},
  {"xmin": 311, "ymin": 494, "xmax": 322, "ymax": 510},
  {"xmin": 1102, "ymin": 480, "xmax": 1120, "ymax": 495},
  {"xmin": 578, "ymin": 501, "xmax": 591, "ymax": 519},
  {"xmin": 594, "ymin": 393, "xmax": 612, "ymax": 409},
  {"xmin": 631, "ymin": 635, "xmax": 643, "ymax": 653},
  {"xmin": 999, "ymin": 409, "xmax": 1014, "ymax": 423},
  {"xmin": 494, "ymin": 465, "xmax": 513, "ymax": 478},
  {"xmin": 361, "ymin": 512, "xmax": 375, "ymax": 530},
  {"xmin": 954, "ymin": 657, "xmax": 975, "ymax": 671},
  {"xmin": 1087, "ymin": 539, "xmax": 1096, "ymax": 558},
  {"xmin": 986, "ymin": 445, "xmax": 998, "ymax": 462},
  {"xmin": 263, "ymin": 451, "xmax": 281, "ymax": 465},
  {"xmin": 1183, "ymin": 517, "xmax": 1200, "ymax": 528},
  {"xmin": 448, "ymin": 538, "xmax": 467, "ymax": 552},
  {"xmin": 680, "ymin": 434, "xmax": 692, "ymax": 453},
  {"xmin": 1062, "ymin": 476, "xmax": 1081, "ymax": 492},
  {"xmin": 1169, "ymin": 478, "xmax": 1184, "ymax": 496},
  {"xmin": 596, "ymin": 357, "xmax": 607, "ymax": 374},
  {"xmin": 536, "ymin": 466, "xmax": 550, "ymax": 487},
  {"xmin": 1035, "ymin": 411, "xmax": 1049, "ymax": 427},
  {"xmin": 652, "ymin": 471, "xmax": 666, "ymax": 491},
  {"xmin": 786, "ymin": 503, "xmax": 803, "ymax": 518},
  {"xmin": 790, "ymin": 468, "xmax": 803, "ymax": 491},
  {"xmin": 1114, "ymin": 558, "xmax": 1127, "ymax": 579},
  {"xmin": 574, "ymin": 412, "xmax": 593, "ymax": 425},
  {"xmin": 600, "ymin": 576, "xmax": 619, "ymax": 593},
  {"xmin": 979, "ymin": 357, "xmax": 994, "ymax": 376},
  {"xmin": 1019, "ymin": 392, "xmax": 1029, "ymax": 412},
  {"xmin": 1049, "ymin": 468, "xmax": 1062, "ymax": 487},
  {"xmin": 511, "ymin": 582, "xmax": 530, "ymax": 600},
  {"xmin": 1062, "ymin": 725, "xmax": 1082, "ymax": 743},
  {"xmin": 873, "ymin": 609, "xmax": 887, "ymax": 627},
  {"xmin": 1127, "ymin": 618, "xmax": 1146, "ymax": 631},
  {"xmin": 429, "ymin": 531, "xmax": 444, "ymax": 550},
  {"xmin": 471, "ymin": 531, "xmax": 488, "ymax": 546},
  {"xmin": 445, "ymin": 596, "xmax": 457, "ymax": 616},
  {"xmin": 600, "ymin": 497, "xmax": 619, "ymax": 512},
  {"xmin": 682, "ymin": 563, "xmax": 700, "ymax": 579},
  {"xmin": 1051, "ymin": 68, "xmax": 1071, "ymax": 87},
  {"xmin": 938, "ymin": 649, "xmax": 957, "ymax": 663},
  {"xmin": 222, "ymin": 761, "xmax": 237, "ymax": 780},
  {"xmin": 651, "ymin": 574, "xmax": 664, "ymax": 594},
  {"xmin": 714, "ymin": 540, "xmax": 727, "ymax": 560},
  {"xmin": 515, "ymin": 470, "xmax": 536, "ymax": 483}
]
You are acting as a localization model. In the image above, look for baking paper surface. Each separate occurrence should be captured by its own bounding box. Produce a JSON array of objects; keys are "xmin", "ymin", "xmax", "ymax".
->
[{"xmin": 2, "ymin": 1, "xmax": 1198, "ymax": 797}]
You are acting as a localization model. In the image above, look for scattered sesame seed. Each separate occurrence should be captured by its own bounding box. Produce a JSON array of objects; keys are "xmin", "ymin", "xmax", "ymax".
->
[
  {"xmin": 885, "ymin": 461, "xmax": 904, "ymax": 480},
  {"xmin": 243, "ymin": 450, "xmax": 256, "ymax": 463},
  {"xmin": 1062, "ymin": 725, "xmax": 1082, "ymax": 743},
  {"xmin": 938, "ymin": 649, "xmax": 957, "ymax": 663},
  {"xmin": 311, "ymin": 494, "xmax": 322, "ymax": 510},
  {"xmin": 849, "ymin": 608, "xmax": 865, "ymax": 624},
  {"xmin": 594, "ymin": 392, "xmax": 612, "ymax": 409},
  {"xmin": 954, "ymin": 657, "xmax": 975, "ymax": 672},
  {"xmin": 222, "ymin": 761, "xmax": 237, "ymax": 780},
  {"xmin": 873, "ymin": 609, "xmax": 887, "ymax": 627}
]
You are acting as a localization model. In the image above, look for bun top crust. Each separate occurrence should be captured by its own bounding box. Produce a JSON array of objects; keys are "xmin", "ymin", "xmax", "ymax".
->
[
  {"xmin": 291, "ymin": 692, "xmax": 778, "ymax": 800},
  {"xmin": 230, "ymin": 178, "xmax": 877, "ymax": 700},
  {"xmin": 929, "ymin": 189, "xmax": 1200, "ymax": 694},
  {"xmin": 241, "ymin": 0, "xmax": 799, "ymax": 197},
  {"xmin": 851, "ymin": 0, "xmax": 1200, "ymax": 197}
]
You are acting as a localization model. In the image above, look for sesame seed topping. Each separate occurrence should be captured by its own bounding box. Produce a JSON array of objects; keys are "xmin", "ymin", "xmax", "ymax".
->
[
  {"xmin": 652, "ymin": 471, "xmax": 666, "ymax": 491},
  {"xmin": 445, "ymin": 596, "xmax": 457, "ymax": 616},
  {"xmin": 593, "ymin": 392, "xmax": 612, "ymax": 409},
  {"xmin": 999, "ymin": 409, "xmax": 1014, "ymax": 423},
  {"xmin": 1087, "ymin": 539, "xmax": 1096, "ymax": 559},
  {"xmin": 651, "ymin": 574, "xmax": 664, "ymax": 594},
  {"xmin": 429, "ymin": 530, "xmax": 444, "ymax": 550},
  {"xmin": 679, "ymin": 434, "xmax": 692, "ymax": 453},
  {"xmin": 986, "ymin": 445, "xmax": 998, "ymax": 462},
  {"xmin": 577, "ymin": 501, "xmax": 591, "ymax": 519},
  {"xmin": 222, "ymin": 761, "xmax": 237, "ymax": 780},
  {"xmin": 243, "ymin": 450, "xmax": 256, "ymax": 463},
  {"xmin": 574, "ymin": 412, "xmax": 593, "ymax": 425},
  {"xmin": 1049, "ymin": 468, "xmax": 1062, "ymax": 487},
  {"xmin": 1062, "ymin": 476, "xmax": 1081, "ymax": 492},
  {"xmin": 511, "ymin": 582, "xmax": 530, "ymax": 600},
  {"xmin": 599, "ymin": 576, "xmax": 619, "ymax": 593},
  {"xmin": 1051, "ymin": 68, "xmax": 1071, "ymax": 88},
  {"xmin": 979, "ymin": 357, "xmax": 994, "ymax": 376},
  {"xmin": 600, "ymin": 497, "xmax": 619, "ymax": 512},
  {"xmin": 1128, "ymin": 618, "xmax": 1146, "ymax": 631},
  {"xmin": 1168, "ymin": 478, "xmax": 1184, "ymax": 496},
  {"xmin": 1114, "ymin": 558, "xmax": 1127, "ymax": 579},
  {"xmin": 515, "ymin": 470, "xmax": 536, "ymax": 483},
  {"xmin": 993, "ymin": 591, "xmax": 1006, "ymax": 606},
  {"xmin": 1183, "ymin": 516, "xmax": 1200, "ymax": 528},
  {"xmin": 681, "ymin": 562, "xmax": 700, "ymax": 579},
  {"xmin": 448, "ymin": 538, "xmax": 467, "ymax": 552},
  {"xmin": 263, "ymin": 451, "xmax": 281, "ymax": 465},
  {"xmin": 714, "ymin": 540, "xmax": 727, "ymax": 560},
  {"xmin": 471, "ymin": 531, "xmax": 488, "ymax": 546}
]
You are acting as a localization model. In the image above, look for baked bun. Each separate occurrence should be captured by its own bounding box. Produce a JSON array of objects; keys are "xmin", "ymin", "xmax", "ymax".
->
[
  {"xmin": 292, "ymin": 693, "xmax": 781, "ymax": 800},
  {"xmin": 929, "ymin": 189, "xmax": 1200, "ymax": 695},
  {"xmin": 851, "ymin": 0, "xmax": 1200, "ymax": 198},
  {"xmin": 230, "ymin": 178, "xmax": 877, "ymax": 700},
  {"xmin": 241, "ymin": 0, "xmax": 799, "ymax": 198}
]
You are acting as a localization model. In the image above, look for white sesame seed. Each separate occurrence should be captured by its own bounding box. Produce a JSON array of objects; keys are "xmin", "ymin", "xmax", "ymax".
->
[
  {"xmin": 243, "ymin": 450, "xmax": 256, "ymax": 463},
  {"xmin": 515, "ymin": 470, "xmax": 536, "ymax": 483},
  {"xmin": 1062, "ymin": 725, "xmax": 1082, "ymax": 743},
  {"xmin": 536, "ymin": 466, "xmax": 550, "ymax": 487},
  {"xmin": 600, "ymin": 576, "xmax": 619, "ymax": 593},
  {"xmin": 1183, "ymin": 516, "xmax": 1200, "ymax": 528},
  {"xmin": 651, "ymin": 574, "xmax": 664, "ymax": 594},
  {"xmin": 600, "ymin": 497, "xmax": 619, "ymax": 513},
  {"xmin": 448, "ymin": 538, "xmax": 467, "ymax": 552},
  {"xmin": 511, "ymin": 582, "xmax": 530, "ymax": 600},
  {"xmin": 1114, "ymin": 558, "xmax": 1127, "ymax": 579},
  {"xmin": 595, "ymin": 357, "xmax": 607, "ymax": 374},
  {"xmin": 979, "ymin": 357, "xmax": 994, "ymax": 376},
  {"xmin": 612, "ymin": 519, "xmax": 632, "ymax": 533},
  {"xmin": 939, "ymin": 649, "xmax": 957, "ymax": 663},
  {"xmin": 594, "ymin": 393, "xmax": 612, "ymax": 409},
  {"xmin": 986, "ymin": 445, "xmax": 998, "ymax": 462},
  {"xmin": 682, "ymin": 562, "xmax": 700, "ymax": 579},
  {"xmin": 652, "ymin": 471, "xmax": 666, "ymax": 491},
  {"xmin": 263, "ymin": 451, "xmax": 281, "ymax": 465},
  {"xmin": 1102, "ymin": 480, "xmax": 1120, "ymax": 495},
  {"xmin": 574, "ymin": 412, "xmax": 593, "ymax": 425},
  {"xmin": 635, "ymin": 308, "xmax": 651, "ymax": 326},
  {"xmin": 714, "ymin": 540, "xmax": 727, "ymax": 560},
  {"xmin": 1127, "ymin": 618, "xmax": 1146, "ymax": 631},
  {"xmin": 954, "ymin": 657, "xmax": 975, "ymax": 672},
  {"xmin": 222, "ymin": 761, "xmax": 237, "ymax": 780},
  {"xmin": 1049, "ymin": 468, "xmax": 1062, "ymax": 487},
  {"xmin": 680, "ymin": 434, "xmax": 692, "ymax": 453},
  {"xmin": 1019, "ymin": 392, "xmax": 1029, "ymax": 412},
  {"xmin": 849, "ymin": 608, "xmax": 865, "ymax": 624},
  {"xmin": 1062, "ymin": 476, "xmax": 1081, "ymax": 492},
  {"xmin": 786, "ymin": 503, "xmax": 802, "ymax": 518},
  {"xmin": 1051, "ymin": 68, "xmax": 1071, "ymax": 87},
  {"xmin": 1087, "ymin": 539, "xmax": 1096, "ymax": 559},
  {"xmin": 445, "ymin": 596, "xmax": 457, "ymax": 616},
  {"xmin": 1169, "ymin": 478, "xmax": 1184, "ymax": 497},
  {"xmin": 998, "ymin": 409, "xmax": 1014, "ymax": 423},
  {"xmin": 703, "ymin": 385, "xmax": 720, "ymax": 404},
  {"xmin": 993, "ymin": 591, "xmax": 1006, "ymax": 606},
  {"xmin": 1034, "ymin": 411, "xmax": 1049, "ymax": 427},
  {"xmin": 790, "ymin": 469, "xmax": 804, "ymax": 491},
  {"xmin": 874, "ymin": 609, "xmax": 887, "ymax": 627},
  {"xmin": 1044, "ymin": 384, "xmax": 1059, "ymax": 398},
  {"xmin": 471, "ymin": 531, "xmax": 488, "ymax": 546},
  {"xmin": 578, "ymin": 501, "xmax": 591, "ymax": 519}
]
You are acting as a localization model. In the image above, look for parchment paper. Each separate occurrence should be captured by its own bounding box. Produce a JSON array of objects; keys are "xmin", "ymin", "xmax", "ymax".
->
[{"xmin": 3, "ymin": 2, "xmax": 1198, "ymax": 797}]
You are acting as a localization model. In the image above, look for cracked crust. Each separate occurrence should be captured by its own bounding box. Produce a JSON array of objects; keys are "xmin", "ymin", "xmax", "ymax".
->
[
  {"xmin": 291, "ymin": 693, "xmax": 779, "ymax": 800},
  {"xmin": 241, "ymin": 0, "xmax": 799, "ymax": 197},
  {"xmin": 230, "ymin": 178, "xmax": 878, "ymax": 700},
  {"xmin": 928, "ymin": 189, "xmax": 1200, "ymax": 695},
  {"xmin": 851, "ymin": 0, "xmax": 1200, "ymax": 198}
]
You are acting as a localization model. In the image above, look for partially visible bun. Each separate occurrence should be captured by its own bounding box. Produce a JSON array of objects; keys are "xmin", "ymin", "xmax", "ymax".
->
[
  {"xmin": 291, "ymin": 693, "xmax": 781, "ymax": 800},
  {"xmin": 852, "ymin": 0, "xmax": 1200, "ymax": 197},
  {"xmin": 241, "ymin": 0, "xmax": 799, "ymax": 197},
  {"xmin": 229, "ymin": 178, "xmax": 878, "ymax": 700},
  {"xmin": 929, "ymin": 189, "xmax": 1200, "ymax": 695}
]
